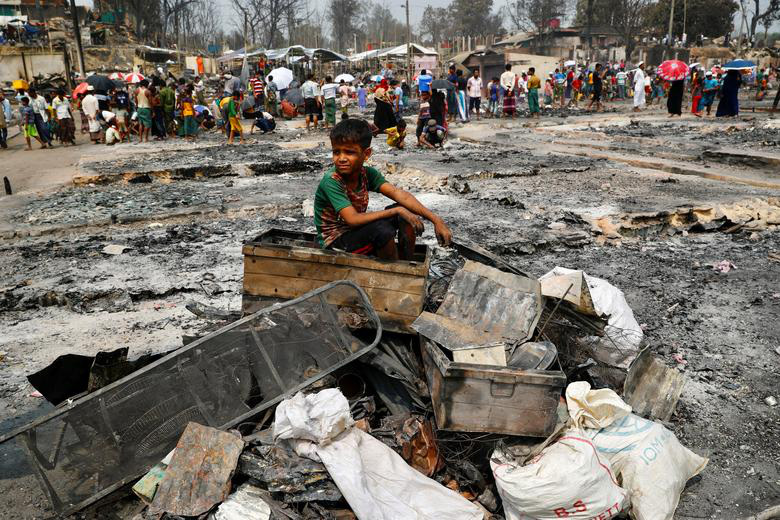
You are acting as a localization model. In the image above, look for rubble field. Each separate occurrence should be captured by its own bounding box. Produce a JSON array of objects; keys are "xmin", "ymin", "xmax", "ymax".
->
[{"xmin": 0, "ymin": 106, "xmax": 779, "ymax": 519}]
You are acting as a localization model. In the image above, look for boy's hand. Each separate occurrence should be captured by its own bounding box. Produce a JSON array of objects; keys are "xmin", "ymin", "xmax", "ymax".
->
[
  {"xmin": 434, "ymin": 221, "xmax": 452, "ymax": 246},
  {"xmin": 396, "ymin": 207, "xmax": 424, "ymax": 235}
]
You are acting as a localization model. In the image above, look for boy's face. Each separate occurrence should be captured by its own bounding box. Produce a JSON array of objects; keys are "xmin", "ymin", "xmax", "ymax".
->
[{"xmin": 331, "ymin": 140, "xmax": 371, "ymax": 178}]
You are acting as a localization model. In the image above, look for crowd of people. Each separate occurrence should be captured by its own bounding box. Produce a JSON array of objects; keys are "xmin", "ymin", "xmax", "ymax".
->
[{"xmin": 1, "ymin": 59, "xmax": 778, "ymax": 152}]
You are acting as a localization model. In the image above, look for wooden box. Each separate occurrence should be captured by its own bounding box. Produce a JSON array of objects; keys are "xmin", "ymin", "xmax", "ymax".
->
[
  {"xmin": 242, "ymin": 229, "xmax": 431, "ymax": 333},
  {"xmin": 421, "ymin": 337, "xmax": 566, "ymax": 437}
]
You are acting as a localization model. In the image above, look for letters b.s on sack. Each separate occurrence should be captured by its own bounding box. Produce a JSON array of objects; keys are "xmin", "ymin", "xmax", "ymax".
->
[{"xmin": 491, "ymin": 433, "xmax": 629, "ymax": 520}]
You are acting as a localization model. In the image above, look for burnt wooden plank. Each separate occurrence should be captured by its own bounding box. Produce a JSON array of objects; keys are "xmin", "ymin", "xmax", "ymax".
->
[
  {"xmin": 242, "ymin": 244, "xmax": 430, "ymax": 277},
  {"xmin": 149, "ymin": 422, "xmax": 244, "ymax": 517},
  {"xmin": 243, "ymin": 273, "xmax": 424, "ymax": 317},
  {"xmin": 244, "ymin": 256, "xmax": 426, "ymax": 294}
]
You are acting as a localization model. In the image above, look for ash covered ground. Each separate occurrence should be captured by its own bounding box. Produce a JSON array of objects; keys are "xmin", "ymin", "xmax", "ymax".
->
[{"xmin": 1, "ymin": 105, "xmax": 779, "ymax": 518}]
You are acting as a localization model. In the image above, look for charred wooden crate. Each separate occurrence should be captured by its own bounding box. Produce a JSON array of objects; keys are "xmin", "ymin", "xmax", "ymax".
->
[
  {"xmin": 243, "ymin": 228, "xmax": 431, "ymax": 333},
  {"xmin": 421, "ymin": 337, "xmax": 566, "ymax": 437}
]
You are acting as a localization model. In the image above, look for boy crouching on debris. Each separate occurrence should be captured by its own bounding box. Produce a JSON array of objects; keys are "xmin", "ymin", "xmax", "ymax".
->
[{"xmin": 314, "ymin": 118, "xmax": 452, "ymax": 260}]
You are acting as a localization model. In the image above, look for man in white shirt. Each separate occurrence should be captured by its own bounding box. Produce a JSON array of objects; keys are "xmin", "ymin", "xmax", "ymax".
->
[
  {"xmin": 466, "ymin": 69, "xmax": 484, "ymax": 120},
  {"xmin": 615, "ymin": 69, "xmax": 628, "ymax": 99},
  {"xmin": 0, "ymin": 91, "xmax": 12, "ymax": 149},
  {"xmin": 82, "ymin": 86, "xmax": 101, "ymax": 143},
  {"xmin": 321, "ymin": 75, "xmax": 338, "ymax": 129},
  {"xmin": 301, "ymin": 73, "xmax": 321, "ymax": 130},
  {"xmin": 500, "ymin": 64, "xmax": 517, "ymax": 118},
  {"xmin": 52, "ymin": 88, "xmax": 76, "ymax": 145},
  {"xmin": 633, "ymin": 61, "xmax": 646, "ymax": 112}
]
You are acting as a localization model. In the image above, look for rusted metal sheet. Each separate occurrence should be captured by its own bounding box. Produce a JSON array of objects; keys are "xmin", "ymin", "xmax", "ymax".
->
[
  {"xmin": 624, "ymin": 347, "xmax": 686, "ymax": 422},
  {"xmin": 150, "ymin": 422, "xmax": 244, "ymax": 517},
  {"xmin": 421, "ymin": 338, "xmax": 566, "ymax": 438},
  {"xmin": 412, "ymin": 260, "xmax": 543, "ymax": 349}
]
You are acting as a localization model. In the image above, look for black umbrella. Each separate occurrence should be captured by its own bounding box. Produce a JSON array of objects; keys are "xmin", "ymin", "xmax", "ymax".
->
[
  {"xmin": 431, "ymin": 79, "xmax": 454, "ymax": 90},
  {"xmin": 86, "ymin": 74, "xmax": 116, "ymax": 92}
]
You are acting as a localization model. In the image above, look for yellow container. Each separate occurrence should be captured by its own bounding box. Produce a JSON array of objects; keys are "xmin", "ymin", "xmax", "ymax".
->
[{"xmin": 12, "ymin": 80, "xmax": 29, "ymax": 91}]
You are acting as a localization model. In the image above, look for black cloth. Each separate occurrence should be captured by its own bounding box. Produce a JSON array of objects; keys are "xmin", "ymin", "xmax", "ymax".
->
[
  {"xmin": 457, "ymin": 77, "xmax": 467, "ymax": 91},
  {"xmin": 373, "ymin": 99, "xmax": 396, "ymax": 132},
  {"xmin": 304, "ymin": 97, "xmax": 318, "ymax": 116},
  {"xmin": 667, "ymin": 80, "xmax": 684, "ymax": 115},
  {"xmin": 430, "ymin": 91, "xmax": 446, "ymax": 125},
  {"xmin": 469, "ymin": 97, "xmax": 481, "ymax": 111},
  {"xmin": 329, "ymin": 218, "xmax": 398, "ymax": 254}
]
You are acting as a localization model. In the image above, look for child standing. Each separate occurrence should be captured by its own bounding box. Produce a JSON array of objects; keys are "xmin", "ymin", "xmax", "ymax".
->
[
  {"xmin": 543, "ymin": 79, "xmax": 554, "ymax": 107},
  {"xmin": 19, "ymin": 97, "xmax": 45, "ymax": 150},
  {"xmin": 488, "ymin": 78, "xmax": 499, "ymax": 117},
  {"xmin": 357, "ymin": 84, "xmax": 367, "ymax": 113}
]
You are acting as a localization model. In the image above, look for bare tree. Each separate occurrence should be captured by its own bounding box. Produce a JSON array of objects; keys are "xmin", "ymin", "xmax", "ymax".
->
[
  {"xmin": 419, "ymin": 6, "xmax": 452, "ymax": 46},
  {"xmin": 329, "ymin": 0, "xmax": 361, "ymax": 53},
  {"xmin": 749, "ymin": 0, "xmax": 780, "ymax": 39},
  {"xmin": 505, "ymin": 0, "xmax": 568, "ymax": 44}
]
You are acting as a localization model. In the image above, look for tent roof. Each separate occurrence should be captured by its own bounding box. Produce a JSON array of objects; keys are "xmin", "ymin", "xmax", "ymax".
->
[
  {"xmin": 217, "ymin": 45, "xmax": 346, "ymax": 63},
  {"xmin": 349, "ymin": 43, "xmax": 438, "ymax": 61}
]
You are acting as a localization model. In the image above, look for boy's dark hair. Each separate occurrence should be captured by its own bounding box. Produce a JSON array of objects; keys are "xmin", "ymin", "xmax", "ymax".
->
[
  {"xmin": 397, "ymin": 118, "xmax": 407, "ymax": 129},
  {"xmin": 307, "ymin": 73, "xmax": 315, "ymax": 80},
  {"xmin": 492, "ymin": 76, "xmax": 499, "ymax": 82},
  {"xmin": 456, "ymin": 69, "xmax": 463, "ymax": 77},
  {"xmin": 341, "ymin": 112, "xmax": 349, "ymax": 120},
  {"xmin": 529, "ymin": 67, "xmax": 535, "ymax": 74},
  {"xmin": 139, "ymin": 79, "xmax": 149, "ymax": 87},
  {"xmin": 326, "ymin": 75, "xmax": 332, "ymax": 82},
  {"xmin": 330, "ymin": 118, "xmax": 372, "ymax": 149},
  {"xmin": 505, "ymin": 64, "xmax": 512, "ymax": 71},
  {"xmin": 28, "ymin": 88, "xmax": 37, "ymax": 95}
]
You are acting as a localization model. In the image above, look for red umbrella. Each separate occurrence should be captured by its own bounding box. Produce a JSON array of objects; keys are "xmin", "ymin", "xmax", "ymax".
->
[
  {"xmin": 657, "ymin": 60, "xmax": 690, "ymax": 81},
  {"xmin": 72, "ymin": 82, "xmax": 89, "ymax": 99},
  {"xmin": 124, "ymin": 72, "xmax": 145, "ymax": 84}
]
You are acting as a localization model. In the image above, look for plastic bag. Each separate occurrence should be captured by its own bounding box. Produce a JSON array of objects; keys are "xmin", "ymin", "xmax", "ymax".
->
[
  {"xmin": 566, "ymin": 381, "xmax": 632, "ymax": 430},
  {"xmin": 491, "ymin": 432, "xmax": 629, "ymax": 520},
  {"xmin": 567, "ymin": 382, "xmax": 709, "ymax": 520},
  {"xmin": 540, "ymin": 267, "xmax": 643, "ymax": 369},
  {"xmin": 274, "ymin": 389, "xmax": 483, "ymax": 520}
]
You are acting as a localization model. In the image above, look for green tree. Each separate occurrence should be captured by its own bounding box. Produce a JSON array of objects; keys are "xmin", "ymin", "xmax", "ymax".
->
[
  {"xmin": 645, "ymin": 0, "xmax": 737, "ymax": 39},
  {"xmin": 449, "ymin": 0, "xmax": 503, "ymax": 37}
]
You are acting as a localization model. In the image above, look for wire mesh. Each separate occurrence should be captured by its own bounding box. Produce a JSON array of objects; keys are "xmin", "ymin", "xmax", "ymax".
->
[{"xmin": 0, "ymin": 281, "xmax": 381, "ymax": 516}]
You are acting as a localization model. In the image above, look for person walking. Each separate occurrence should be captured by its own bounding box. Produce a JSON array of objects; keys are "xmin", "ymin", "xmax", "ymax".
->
[
  {"xmin": 455, "ymin": 70, "xmax": 468, "ymax": 122},
  {"xmin": 27, "ymin": 88, "xmax": 53, "ymax": 147},
  {"xmin": 716, "ymin": 70, "xmax": 742, "ymax": 117},
  {"xmin": 159, "ymin": 81, "xmax": 176, "ymax": 136},
  {"xmin": 0, "ymin": 91, "xmax": 12, "ymax": 149},
  {"xmin": 632, "ymin": 62, "xmax": 646, "ymax": 112},
  {"xmin": 699, "ymin": 71, "xmax": 718, "ymax": 116},
  {"xmin": 82, "ymin": 86, "xmax": 101, "ymax": 144},
  {"xmin": 667, "ymin": 79, "xmax": 684, "ymax": 117},
  {"xmin": 690, "ymin": 70, "xmax": 703, "ymax": 117},
  {"xmin": 467, "ymin": 69, "xmax": 483, "ymax": 120},
  {"xmin": 587, "ymin": 64, "xmax": 605, "ymax": 111},
  {"xmin": 19, "ymin": 96, "xmax": 46, "ymax": 150},
  {"xmin": 321, "ymin": 75, "xmax": 338, "ymax": 129}
]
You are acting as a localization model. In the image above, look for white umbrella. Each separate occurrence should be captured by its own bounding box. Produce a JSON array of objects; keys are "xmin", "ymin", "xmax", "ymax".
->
[
  {"xmin": 564, "ymin": 60, "xmax": 576, "ymax": 67},
  {"xmin": 335, "ymin": 73, "xmax": 355, "ymax": 83},
  {"xmin": 268, "ymin": 67, "xmax": 294, "ymax": 89}
]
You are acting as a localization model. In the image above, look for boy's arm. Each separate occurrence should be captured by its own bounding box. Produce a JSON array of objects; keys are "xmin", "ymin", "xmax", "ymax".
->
[{"xmin": 379, "ymin": 183, "xmax": 452, "ymax": 245}]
